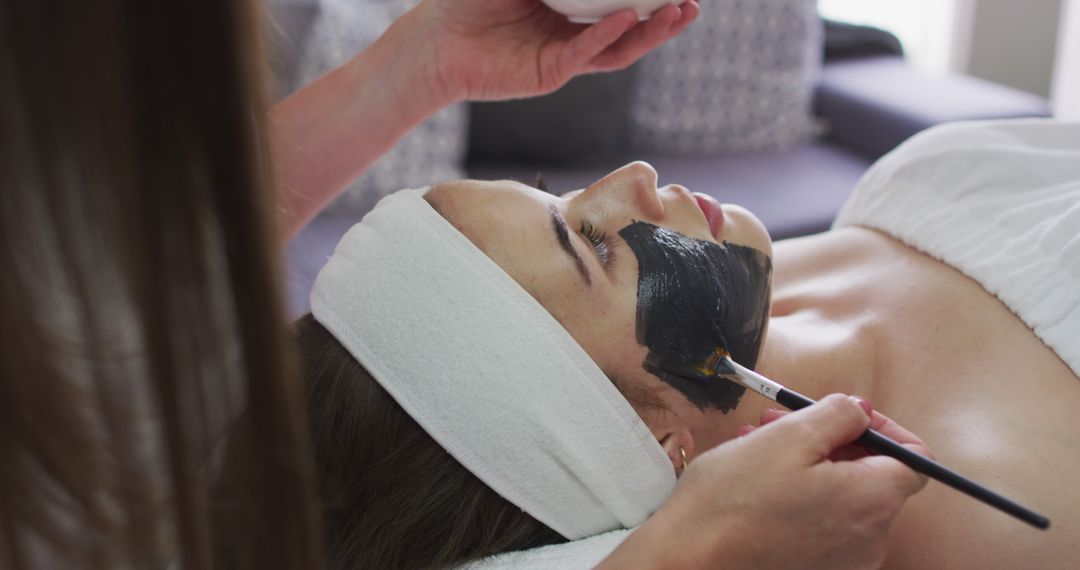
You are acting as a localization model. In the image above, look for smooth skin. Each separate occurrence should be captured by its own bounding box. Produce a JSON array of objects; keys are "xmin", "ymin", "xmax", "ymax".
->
[
  {"xmin": 426, "ymin": 161, "xmax": 1080, "ymax": 568},
  {"xmin": 271, "ymin": 0, "xmax": 700, "ymax": 239},
  {"xmin": 424, "ymin": 164, "xmax": 777, "ymax": 463},
  {"xmin": 427, "ymin": 164, "xmax": 932, "ymax": 569}
]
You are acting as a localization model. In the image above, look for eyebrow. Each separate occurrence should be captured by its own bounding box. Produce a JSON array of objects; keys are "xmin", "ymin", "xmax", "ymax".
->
[{"xmin": 549, "ymin": 205, "xmax": 592, "ymax": 287}]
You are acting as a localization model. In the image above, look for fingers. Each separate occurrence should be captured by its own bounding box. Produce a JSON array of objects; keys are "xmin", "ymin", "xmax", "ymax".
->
[
  {"xmin": 867, "ymin": 410, "xmax": 934, "ymax": 459},
  {"xmin": 673, "ymin": 0, "xmax": 700, "ymax": 34},
  {"xmin": 749, "ymin": 401, "xmax": 935, "ymax": 465},
  {"xmin": 851, "ymin": 455, "xmax": 930, "ymax": 498},
  {"xmin": 558, "ymin": 9, "xmax": 639, "ymax": 74},
  {"xmin": 760, "ymin": 408, "xmax": 787, "ymax": 425},
  {"xmin": 757, "ymin": 394, "xmax": 872, "ymax": 464},
  {"xmin": 833, "ymin": 405, "xmax": 931, "ymax": 498},
  {"xmin": 754, "ymin": 419, "xmax": 870, "ymax": 462},
  {"xmin": 592, "ymin": 5, "xmax": 680, "ymax": 71},
  {"xmin": 736, "ymin": 408, "xmax": 783, "ymax": 437},
  {"xmin": 588, "ymin": 1, "xmax": 699, "ymax": 72},
  {"xmin": 760, "ymin": 398, "xmax": 869, "ymax": 428}
]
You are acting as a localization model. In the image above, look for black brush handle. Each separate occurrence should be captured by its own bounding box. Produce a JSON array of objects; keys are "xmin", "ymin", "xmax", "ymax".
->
[{"xmin": 775, "ymin": 388, "xmax": 1050, "ymax": 530}]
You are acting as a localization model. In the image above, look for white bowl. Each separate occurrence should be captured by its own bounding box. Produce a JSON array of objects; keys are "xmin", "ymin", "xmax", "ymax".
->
[{"xmin": 542, "ymin": 0, "xmax": 676, "ymax": 23}]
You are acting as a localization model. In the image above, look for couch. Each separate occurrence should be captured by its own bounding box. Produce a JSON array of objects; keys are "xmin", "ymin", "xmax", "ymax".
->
[{"xmin": 285, "ymin": 21, "xmax": 1051, "ymax": 315}]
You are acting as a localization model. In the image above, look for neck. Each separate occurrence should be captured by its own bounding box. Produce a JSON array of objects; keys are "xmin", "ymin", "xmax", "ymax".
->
[{"xmin": 754, "ymin": 317, "xmax": 875, "ymax": 404}]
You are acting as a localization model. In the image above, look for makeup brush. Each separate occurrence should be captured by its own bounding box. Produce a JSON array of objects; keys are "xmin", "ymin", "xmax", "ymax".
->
[{"xmin": 661, "ymin": 348, "xmax": 1051, "ymax": 530}]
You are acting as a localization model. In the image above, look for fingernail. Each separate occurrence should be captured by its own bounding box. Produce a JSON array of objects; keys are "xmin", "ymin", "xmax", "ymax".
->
[
  {"xmin": 761, "ymin": 408, "xmax": 786, "ymax": 422},
  {"xmin": 848, "ymin": 396, "xmax": 872, "ymax": 417}
]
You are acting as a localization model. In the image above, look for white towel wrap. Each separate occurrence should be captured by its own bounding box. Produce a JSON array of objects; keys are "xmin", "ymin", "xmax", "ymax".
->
[
  {"xmin": 310, "ymin": 188, "xmax": 676, "ymax": 540},
  {"xmin": 835, "ymin": 119, "xmax": 1080, "ymax": 378}
]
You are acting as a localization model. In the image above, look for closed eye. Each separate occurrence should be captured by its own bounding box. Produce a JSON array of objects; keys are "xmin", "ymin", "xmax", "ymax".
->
[{"xmin": 581, "ymin": 221, "xmax": 614, "ymax": 266}]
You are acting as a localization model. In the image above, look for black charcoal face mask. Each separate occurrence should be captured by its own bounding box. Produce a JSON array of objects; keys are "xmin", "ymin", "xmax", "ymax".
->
[{"xmin": 619, "ymin": 221, "xmax": 772, "ymax": 413}]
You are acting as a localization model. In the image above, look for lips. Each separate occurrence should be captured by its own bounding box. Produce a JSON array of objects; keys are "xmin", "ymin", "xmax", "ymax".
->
[{"xmin": 693, "ymin": 193, "xmax": 725, "ymax": 239}]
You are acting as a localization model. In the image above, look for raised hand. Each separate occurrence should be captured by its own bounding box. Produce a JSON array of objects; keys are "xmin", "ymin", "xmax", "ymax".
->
[
  {"xmin": 274, "ymin": 1, "xmax": 700, "ymax": 238},
  {"xmin": 410, "ymin": 0, "xmax": 700, "ymax": 101}
]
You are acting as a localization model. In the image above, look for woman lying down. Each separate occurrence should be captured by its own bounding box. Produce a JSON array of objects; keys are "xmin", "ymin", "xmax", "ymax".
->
[{"xmin": 297, "ymin": 119, "xmax": 1079, "ymax": 569}]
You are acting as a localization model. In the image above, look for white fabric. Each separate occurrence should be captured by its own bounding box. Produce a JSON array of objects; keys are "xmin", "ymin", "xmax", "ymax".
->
[
  {"xmin": 835, "ymin": 119, "xmax": 1080, "ymax": 377},
  {"xmin": 458, "ymin": 529, "xmax": 632, "ymax": 570},
  {"xmin": 310, "ymin": 188, "xmax": 676, "ymax": 540}
]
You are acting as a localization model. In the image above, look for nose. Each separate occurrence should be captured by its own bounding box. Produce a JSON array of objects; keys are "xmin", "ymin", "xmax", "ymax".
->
[{"xmin": 584, "ymin": 161, "xmax": 666, "ymax": 220}]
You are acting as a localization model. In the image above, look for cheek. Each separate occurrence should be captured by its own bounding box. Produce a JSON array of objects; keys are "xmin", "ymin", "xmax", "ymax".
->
[
  {"xmin": 723, "ymin": 204, "xmax": 772, "ymax": 258},
  {"xmin": 541, "ymin": 291, "xmax": 639, "ymax": 375},
  {"xmin": 585, "ymin": 320, "xmax": 648, "ymax": 384},
  {"xmin": 631, "ymin": 378, "xmax": 742, "ymax": 453}
]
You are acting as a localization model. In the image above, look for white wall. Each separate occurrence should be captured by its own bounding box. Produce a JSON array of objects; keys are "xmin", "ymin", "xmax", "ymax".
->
[
  {"xmin": 821, "ymin": 0, "xmax": 1068, "ymax": 99},
  {"xmin": 965, "ymin": 0, "xmax": 1063, "ymax": 97},
  {"xmin": 818, "ymin": 0, "xmax": 960, "ymax": 73},
  {"xmin": 1053, "ymin": 0, "xmax": 1080, "ymax": 118}
]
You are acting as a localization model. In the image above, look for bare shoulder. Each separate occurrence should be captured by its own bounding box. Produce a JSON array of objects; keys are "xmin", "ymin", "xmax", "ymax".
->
[
  {"xmin": 881, "ymin": 362, "xmax": 1080, "ymax": 570},
  {"xmin": 772, "ymin": 226, "xmax": 921, "ymax": 292},
  {"xmin": 775, "ymin": 229, "xmax": 1080, "ymax": 569},
  {"xmin": 771, "ymin": 227, "xmax": 914, "ymax": 315},
  {"xmin": 883, "ymin": 469, "xmax": 1080, "ymax": 570},
  {"xmin": 773, "ymin": 225, "xmax": 1080, "ymax": 568}
]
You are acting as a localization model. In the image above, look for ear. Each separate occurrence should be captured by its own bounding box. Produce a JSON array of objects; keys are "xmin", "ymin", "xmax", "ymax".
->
[{"xmin": 658, "ymin": 429, "xmax": 695, "ymax": 478}]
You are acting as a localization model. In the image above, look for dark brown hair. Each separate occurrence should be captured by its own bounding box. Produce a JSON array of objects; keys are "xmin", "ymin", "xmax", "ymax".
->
[
  {"xmin": 295, "ymin": 314, "xmax": 566, "ymax": 569},
  {"xmin": 1, "ymin": 1, "xmax": 319, "ymax": 568}
]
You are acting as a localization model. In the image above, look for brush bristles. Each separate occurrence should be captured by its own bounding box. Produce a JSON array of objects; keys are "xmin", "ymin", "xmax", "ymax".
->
[{"xmin": 656, "ymin": 347, "xmax": 737, "ymax": 382}]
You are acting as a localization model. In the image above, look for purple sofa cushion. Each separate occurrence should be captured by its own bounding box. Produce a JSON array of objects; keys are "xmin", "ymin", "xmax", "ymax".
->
[{"xmin": 818, "ymin": 56, "xmax": 1053, "ymax": 160}]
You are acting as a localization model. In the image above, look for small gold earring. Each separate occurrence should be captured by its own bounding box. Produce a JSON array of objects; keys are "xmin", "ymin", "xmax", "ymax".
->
[{"xmin": 680, "ymin": 447, "xmax": 688, "ymax": 471}]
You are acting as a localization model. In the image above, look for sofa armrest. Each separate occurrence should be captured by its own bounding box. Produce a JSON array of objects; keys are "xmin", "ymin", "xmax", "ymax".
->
[
  {"xmin": 823, "ymin": 19, "xmax": 903, "ymax": 61},
  {"xmin": 816, "ymin": 56, "xmax": 1053, "ymax": 160}
]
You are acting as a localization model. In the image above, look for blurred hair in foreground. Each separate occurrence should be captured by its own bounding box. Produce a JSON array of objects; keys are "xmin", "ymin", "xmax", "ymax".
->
[{"xmin": 0, "ymin": 1, "xmax": 321, "ymax": 568}]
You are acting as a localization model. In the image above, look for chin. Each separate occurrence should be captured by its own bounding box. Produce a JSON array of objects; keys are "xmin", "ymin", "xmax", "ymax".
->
[{"xmin": 721, "ymin": 204, "xmax": 773, "ymax": 257}]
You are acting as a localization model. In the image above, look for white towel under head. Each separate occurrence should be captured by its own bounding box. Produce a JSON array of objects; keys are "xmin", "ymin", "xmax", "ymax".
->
[{"xmin": 310, "ymin": 188, "xmax": 676, "ymax": 540}]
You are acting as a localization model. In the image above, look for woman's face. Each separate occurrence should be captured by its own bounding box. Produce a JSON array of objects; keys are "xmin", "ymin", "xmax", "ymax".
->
[{"xmin": 427, "ymin": 161, "xmax": 773, "ymax": 469}]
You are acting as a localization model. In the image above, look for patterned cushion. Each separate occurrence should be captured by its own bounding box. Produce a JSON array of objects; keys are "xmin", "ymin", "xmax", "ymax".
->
[
  {"xmin": 627, "ymin": 0, "xmax": 822, "ymax": 155},
  {"xmin": 268, "ymin": 0, "xmax": 467, "ymax": 214}
]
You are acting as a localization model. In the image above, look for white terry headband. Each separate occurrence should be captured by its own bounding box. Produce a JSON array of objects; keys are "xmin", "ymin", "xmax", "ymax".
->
[{"xmin": 310, "ymin": 188, "xmax": 675, "ymax": 540}]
